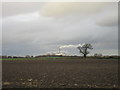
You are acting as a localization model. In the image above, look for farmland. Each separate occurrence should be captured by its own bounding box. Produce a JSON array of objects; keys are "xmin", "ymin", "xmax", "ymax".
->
[{"xmin": 2, "ymin": 57, "xmax": 118, "ymax": 88}]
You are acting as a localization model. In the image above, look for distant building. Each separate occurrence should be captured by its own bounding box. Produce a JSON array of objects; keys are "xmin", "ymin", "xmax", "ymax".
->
[{"xmin": 46, "ymin": 52, "xmax": 66, "ymax": 56}]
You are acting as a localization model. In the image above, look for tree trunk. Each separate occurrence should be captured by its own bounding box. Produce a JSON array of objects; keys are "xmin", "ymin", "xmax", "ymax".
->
[{"xmin": 84, "ymin": 54, "xmax": 86, "ymax": 58}]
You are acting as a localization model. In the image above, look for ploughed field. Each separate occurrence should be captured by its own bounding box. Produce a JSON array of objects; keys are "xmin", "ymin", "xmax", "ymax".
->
[{"xmin": 2, "ymin": 58, "xmax": 118, "ymax": 88}]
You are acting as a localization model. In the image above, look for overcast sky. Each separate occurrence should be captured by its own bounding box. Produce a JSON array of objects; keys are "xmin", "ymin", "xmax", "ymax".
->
[{"xmin": 2, "ymin": 2, "xmax": 118, "ymax": 56}]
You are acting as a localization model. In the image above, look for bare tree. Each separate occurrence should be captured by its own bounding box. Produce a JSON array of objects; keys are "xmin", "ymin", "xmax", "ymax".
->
[{"xmin": 77, "ymin": 44, "xmax": 93, "ymax": 58}]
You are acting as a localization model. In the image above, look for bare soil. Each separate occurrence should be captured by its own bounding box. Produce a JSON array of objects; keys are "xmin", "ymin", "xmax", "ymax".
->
[{"xmin": 2, "ymin": 58, "xmax": 118, "ymax": 88}]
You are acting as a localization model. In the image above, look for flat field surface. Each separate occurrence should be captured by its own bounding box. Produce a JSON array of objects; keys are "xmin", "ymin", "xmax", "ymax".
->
[{"xmin": 2, "ymin": 58, "xmax": 118, "ymax": 88}]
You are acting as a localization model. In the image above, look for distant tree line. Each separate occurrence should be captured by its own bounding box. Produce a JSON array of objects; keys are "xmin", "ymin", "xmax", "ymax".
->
[
  {"xmin": 1, "ymin": 55, "xmax": 34, "ymax": 58},
  {"xmin": 1, "ymin": 55, "xmax": 119, "ymax": 59}
]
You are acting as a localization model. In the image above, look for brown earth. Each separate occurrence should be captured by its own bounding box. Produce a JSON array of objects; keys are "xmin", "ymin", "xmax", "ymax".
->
[{"xmin": 2, "ymin": 58, "xmax": 118, "ymax": 88}]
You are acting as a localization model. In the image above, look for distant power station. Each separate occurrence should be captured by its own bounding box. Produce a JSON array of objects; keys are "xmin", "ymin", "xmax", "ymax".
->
[
  {"xmin": 45, "ymin": 44, "xmax": 85, "ymax": 56},
  {"xmin": 46, "ymin": 48, "xmax": 66, "ymax": 56}
]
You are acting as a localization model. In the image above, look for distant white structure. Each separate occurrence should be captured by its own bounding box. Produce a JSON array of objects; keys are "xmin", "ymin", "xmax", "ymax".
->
[{"xmin": 46, "ymin": 51, "xmax": 66, "ymax": 56}]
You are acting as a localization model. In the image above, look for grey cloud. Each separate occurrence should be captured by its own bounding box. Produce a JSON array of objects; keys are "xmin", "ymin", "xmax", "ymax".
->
[
  {"xmin": 96, "ymin": 14, "xmax": 118, "ymax": 27},
  {"xmin": 95, "ymin": 3, "xmax": 118, "ymax": 27},
  {"xmin": 2, "ymin": 2, "xmax": 45, "ymax": 17},
  {"xmin": 2, "ymin": 2, "xmax": 118, "ymax": 56}
]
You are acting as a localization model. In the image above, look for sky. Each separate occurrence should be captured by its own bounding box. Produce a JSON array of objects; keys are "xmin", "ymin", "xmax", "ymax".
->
[{"xmin": 1, "ymin": 2, "xmax": 118, "ymax": 56}]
